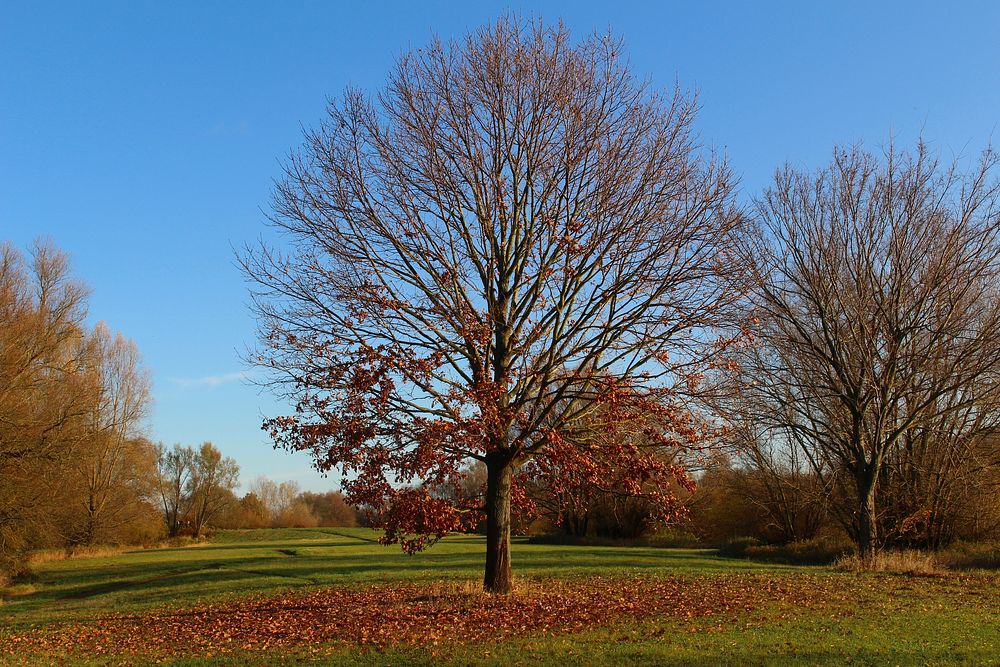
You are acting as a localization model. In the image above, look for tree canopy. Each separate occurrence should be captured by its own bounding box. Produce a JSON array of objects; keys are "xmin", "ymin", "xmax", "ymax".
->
[{"xmin": 244, "ymin": 16, "xmax": 752, "ymax": 592}]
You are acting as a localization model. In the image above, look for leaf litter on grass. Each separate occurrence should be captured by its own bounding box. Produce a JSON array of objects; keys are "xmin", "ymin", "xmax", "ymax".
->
[{"xmin": 1, "ymin": 572, "xmax": 993, "ymax": 660}]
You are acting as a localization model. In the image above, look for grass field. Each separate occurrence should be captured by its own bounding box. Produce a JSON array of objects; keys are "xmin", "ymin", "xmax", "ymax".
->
[{"xmin": 1, "ymin": 528, "xmax": 998, "ymax": 665}]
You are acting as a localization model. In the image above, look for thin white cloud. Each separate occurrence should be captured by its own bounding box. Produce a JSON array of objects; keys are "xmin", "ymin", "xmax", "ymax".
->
[{"xmin": 169, "ymin": 371, "xmax": 251, "ymax": 388}]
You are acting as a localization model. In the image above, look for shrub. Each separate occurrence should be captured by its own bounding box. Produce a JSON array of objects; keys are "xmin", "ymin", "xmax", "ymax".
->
[
  {"xmin": 937, "ymin": 541, "xmax": 1000, "ymax": 570},
  {"xmin": 164, "ymin": 535, "xmax": 201, "ymax": 548},
  {"xmin": 718, "ymin": 536, "xmax": 853, "ymax": 565},
  {"xmin": 715, "ymin": 537, "xmax": 762, "ymax": 559}
]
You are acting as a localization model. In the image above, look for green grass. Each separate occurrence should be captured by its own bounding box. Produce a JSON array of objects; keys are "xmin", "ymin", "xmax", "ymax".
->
[
  {"xmin": 2, "ymin": 528, "xmax": 998, "ymax": 665},
  {"xmin": 0, "ymin": 528, "xmax": 777, "ymax": 631}
]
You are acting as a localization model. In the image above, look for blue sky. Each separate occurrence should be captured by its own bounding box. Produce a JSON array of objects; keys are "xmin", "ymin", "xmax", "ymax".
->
[{"xmin": 2, "ymin": 1, "xmax": 998, "ymax": 491}]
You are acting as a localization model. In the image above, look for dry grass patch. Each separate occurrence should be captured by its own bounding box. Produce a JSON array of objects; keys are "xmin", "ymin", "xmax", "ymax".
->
[
  {"xmin": 27, "ymin": 545, "xmax": 127, "ymax": 565},
  {"xmin": 835, "ymin": 550, "xmax": 943, "ymax": 576},
  {"xmin": 26, "ymin": 537, "xmax": 211, "ymax": 567}
]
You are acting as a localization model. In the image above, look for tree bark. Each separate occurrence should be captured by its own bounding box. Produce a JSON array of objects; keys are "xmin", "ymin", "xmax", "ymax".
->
[
  {"xmin": 856, "ymin": 468, "xmax": 879, "ymax": 561},
  {"xmin": 484, "ymin": 457, "xmax": 514, "ymax": 594}
]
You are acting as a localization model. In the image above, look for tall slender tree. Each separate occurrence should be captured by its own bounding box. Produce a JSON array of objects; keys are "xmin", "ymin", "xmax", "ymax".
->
[
  {"xmin": 66, "ymin": 324, "xmax": 153, "ymax": 546},
  {"xmin": 155, "ymin": 443, "xmax": 194, "ymax": 537},
  {"xmin": 187, "ymin": 442, "xmax": 239, "ymax": 538}
]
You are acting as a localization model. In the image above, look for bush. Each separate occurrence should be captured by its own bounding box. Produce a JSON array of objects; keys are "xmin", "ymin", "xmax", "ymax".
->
[
  {"xmin": 718, "ymin": 536, "xmax": 853, "ymax": 565},
  {"xmin": 0, "ymin": 553, "xmax": 26, "ymax": 584},
  {"xmin": 116, "ymin": 503, "xmax": 167, "ymax": 547},
  {"xmin": 937, "ymin": 541, "xmax": 1000, "ymax": 570},
  {"xmin": 163, "ymin": 535, "xmax": 203, "ymax": 548},
  {"xmin": 715, "ymin": 536, "xmax": 762, "ymax": 559}
]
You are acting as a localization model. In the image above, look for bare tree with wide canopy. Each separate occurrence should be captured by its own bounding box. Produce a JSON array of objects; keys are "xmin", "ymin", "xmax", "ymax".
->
[
  {"xmin": 244, "ymin": 17, "xmax": 750, "ymax": 593},
  {"xmin": 728, "ymin": 143, "xmax": 1000, "ymax": 558}
]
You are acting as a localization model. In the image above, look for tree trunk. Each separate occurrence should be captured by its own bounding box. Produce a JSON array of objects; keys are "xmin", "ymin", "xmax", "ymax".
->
[
  {"xmin": 82, "ymin": 514, "xmax": 96, "ymax": 546},
  {"xmin": 167, "ymin": 508, "xmax": 179, "ymax": 537},
  {"xmin": 856, "ymin": 470, "xmax": 879, "ymax": 561},
  {"xmin": 193, "ymin": 500, "xmax": 207, "ymax": 538},
  {"xmin": 484, "ymin": 457, "xmax": 513, "ymax": 594}
]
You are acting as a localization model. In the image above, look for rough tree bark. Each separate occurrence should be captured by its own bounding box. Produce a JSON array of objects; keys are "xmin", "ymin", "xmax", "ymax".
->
[
  {"xmin": 855, "ymin": 466, "xmax": 879, "ymax": 560},
  {"xmin": 484, "ymin": 454, "xmax": 514, "ymax": 593}
]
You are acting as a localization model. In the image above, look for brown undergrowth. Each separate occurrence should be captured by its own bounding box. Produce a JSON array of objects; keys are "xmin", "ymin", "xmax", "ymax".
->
[{"xmin": 834, "ymin": 550, "xmax": 944, "ymax": 576}]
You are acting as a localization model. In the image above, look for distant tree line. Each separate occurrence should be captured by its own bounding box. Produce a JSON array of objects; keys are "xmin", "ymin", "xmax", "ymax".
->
[
  {"xmin": 0, "ymin": 241, "xmax": 161, "ymax": 576},
  {"xmin": 149, "ymin": 450, "xmax": 365, "ymax": 536},
  {"xmin": 212, "ymin": 477, "xmax": 364, "ymax": 530}
]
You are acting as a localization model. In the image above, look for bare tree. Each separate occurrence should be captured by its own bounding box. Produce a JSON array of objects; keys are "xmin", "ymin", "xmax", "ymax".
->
[
  {"xmin": 188, "ymin": 442, "xmax": 240, "ymax": 537},
  {"xmin": 248, "ymin": 477, "xmax": 317, "ymax": 527},
  {"xmin": 732, "ymin": 143, "xmax": 1000, "ymax": 558},
  {"xmin": 155, "ymin": 443, "xmax": 194, "ymax": 537},
  {"xmin": 718, "ymin": 417, "xmax": 830, "ymax": 543},
  {"xmin": 66, "ymin": 324, "xmax": 153, "ymax": 546},
  {"xmin": 244, "ymin": 17, "xmax": 750, "ymax": 592}
]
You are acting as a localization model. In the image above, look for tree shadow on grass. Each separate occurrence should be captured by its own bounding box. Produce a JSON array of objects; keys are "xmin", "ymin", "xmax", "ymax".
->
[
  {"xmin": 59, "ymin": 562, "xmax": 227, "ymax": 600},
  {"xmin": 26, "ymin": 537, "xmax": 801, "ymax": 611}
]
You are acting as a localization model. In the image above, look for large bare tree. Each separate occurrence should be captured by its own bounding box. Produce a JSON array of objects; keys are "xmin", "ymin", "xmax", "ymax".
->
[
  {"xmin": 244, "ymin": 17, "xmax": 750, "ymax": 592},
  {"xmin": 731, "ymin": 143, "xmax": 1000, "ymax": 558}
]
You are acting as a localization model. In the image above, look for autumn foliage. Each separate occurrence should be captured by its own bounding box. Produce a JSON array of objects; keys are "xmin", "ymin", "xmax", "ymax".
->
[{"xmin": 0, "ymin": 241, "xmax": 158, "ymax": 575}]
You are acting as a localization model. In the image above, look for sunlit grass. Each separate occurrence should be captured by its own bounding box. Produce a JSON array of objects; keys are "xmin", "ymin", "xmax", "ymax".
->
[
  {"xmin": 2, "ymin": 528, "xmax": 781, "ymax": 630},
  {"xmin": 2, "ymin": 528, "xmax": 998, "ymax": 665}
]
